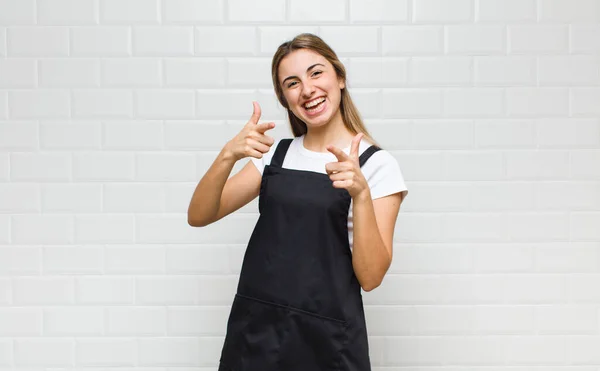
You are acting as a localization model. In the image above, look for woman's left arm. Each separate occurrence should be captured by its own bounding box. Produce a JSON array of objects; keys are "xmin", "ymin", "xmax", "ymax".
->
[{"xmin": 351, "ymin": 190, "xmax": 403, "ymax": 291}]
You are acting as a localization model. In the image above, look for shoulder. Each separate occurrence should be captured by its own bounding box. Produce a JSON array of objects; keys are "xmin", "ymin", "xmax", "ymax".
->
[{"xmin": 360, "ymin": 144, "xmax": 408, "ymax": 200}]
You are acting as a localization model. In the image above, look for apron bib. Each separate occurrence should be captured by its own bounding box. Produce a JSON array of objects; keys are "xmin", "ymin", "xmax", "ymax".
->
[{"xmin": 219, "ymin": 138, "xmax": 381, "ymax": 371}]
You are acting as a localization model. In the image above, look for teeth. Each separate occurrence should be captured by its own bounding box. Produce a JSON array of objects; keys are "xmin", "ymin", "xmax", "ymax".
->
[{"xmin": 304, "ymin": 97, "xmax": 325, "ymax": 108}]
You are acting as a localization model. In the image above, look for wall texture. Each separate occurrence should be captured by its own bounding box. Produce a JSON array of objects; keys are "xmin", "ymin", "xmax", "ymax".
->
[{"xmin": 1, "ymin": 0, "xmax": 600, "ymax": 369}]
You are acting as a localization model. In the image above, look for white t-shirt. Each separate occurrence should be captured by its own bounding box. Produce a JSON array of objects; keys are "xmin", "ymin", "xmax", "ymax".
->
[{"xmin": 250, "ymin": 135, "xmax": 408, "ymax": 251}]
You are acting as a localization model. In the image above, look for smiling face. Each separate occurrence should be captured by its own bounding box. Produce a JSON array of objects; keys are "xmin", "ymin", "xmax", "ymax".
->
[{"xmin": 278, "ymin": 48, "xmax": 346, "ymax": 130}]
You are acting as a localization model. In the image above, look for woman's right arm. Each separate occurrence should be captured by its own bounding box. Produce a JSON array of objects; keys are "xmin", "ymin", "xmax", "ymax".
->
[{"xmin": 187, "ymin": 102, "xmax": 275, "ymax": 227}]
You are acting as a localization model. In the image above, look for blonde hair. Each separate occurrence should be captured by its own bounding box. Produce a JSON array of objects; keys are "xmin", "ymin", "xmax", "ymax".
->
[{"xmin": 271, "ymin": 33, "xmax": 379, "ymax": 147}]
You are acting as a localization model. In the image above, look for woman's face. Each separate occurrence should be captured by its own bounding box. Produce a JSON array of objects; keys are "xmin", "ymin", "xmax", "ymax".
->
[{"xmin": 278, "ymin": 49, "xmax": 345, "ymax": 129}]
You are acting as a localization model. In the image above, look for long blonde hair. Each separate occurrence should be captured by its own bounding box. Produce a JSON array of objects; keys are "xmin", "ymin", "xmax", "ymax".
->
[{"xmin": 271, "ymin": 33, "xmax": 379, "ymax": 147}]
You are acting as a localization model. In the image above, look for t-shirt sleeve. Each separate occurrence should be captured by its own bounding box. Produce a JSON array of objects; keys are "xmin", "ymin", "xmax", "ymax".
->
[
  {"xmin": 250, "ymin": 139, "xmax": 281, "ymax": 175},
  {"xmin": 363, "ymin": 150, "xmax": 408, "ymax": 201}
]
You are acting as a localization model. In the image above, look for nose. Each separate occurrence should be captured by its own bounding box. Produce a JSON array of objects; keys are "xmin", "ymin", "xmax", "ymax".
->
[{"xmin": 301, "ymin": 80, "xmax": 315, "ymax": 99}]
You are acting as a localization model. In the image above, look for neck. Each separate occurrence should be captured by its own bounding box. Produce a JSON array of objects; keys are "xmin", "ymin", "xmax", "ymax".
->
[{"xmin": 303, "ymin": 109, "xmax": 354, "ymax": 153}]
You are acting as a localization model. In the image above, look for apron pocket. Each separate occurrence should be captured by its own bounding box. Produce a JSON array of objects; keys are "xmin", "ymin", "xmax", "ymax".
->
[
  {"xmin": 279, "ymin": 307, "xmax": 348, "ymax": 371},
  {"xmin": 219, "ymin": 294, "xmax": 286, "ymax": 371}
]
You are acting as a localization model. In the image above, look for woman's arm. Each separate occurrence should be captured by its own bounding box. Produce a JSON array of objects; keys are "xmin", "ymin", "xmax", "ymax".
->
[{"xmin": 351, "ymin": 191, "xmax": 403, "ymax": 291}]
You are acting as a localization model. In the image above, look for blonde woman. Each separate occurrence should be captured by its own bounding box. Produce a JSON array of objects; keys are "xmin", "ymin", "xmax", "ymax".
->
[{"xmin": 188, "ymin": 33, "xmax": 408, "ymax": 371}]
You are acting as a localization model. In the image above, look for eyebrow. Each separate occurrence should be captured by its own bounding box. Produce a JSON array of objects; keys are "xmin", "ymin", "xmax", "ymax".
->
[{"xmin": 281, "ymin": 63, "xmax": 326, "ymax": 86}]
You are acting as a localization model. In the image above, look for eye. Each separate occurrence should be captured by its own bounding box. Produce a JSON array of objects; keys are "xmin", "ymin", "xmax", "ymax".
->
[{"xmin": 313, "ymin": 71, "xmax": 322, "ymax": 77}]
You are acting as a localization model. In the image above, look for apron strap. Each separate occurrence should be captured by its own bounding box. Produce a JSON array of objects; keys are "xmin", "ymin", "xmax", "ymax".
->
[
  {"xmin": 270, "ymin": 138, "xmax": 293, "ymax": 168},
  {"xmin": 359, "ymin": 145, "xmax": 381, "ymax": 168}
]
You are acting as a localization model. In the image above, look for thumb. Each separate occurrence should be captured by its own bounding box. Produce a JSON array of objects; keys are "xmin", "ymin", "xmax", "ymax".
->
[
  {"xmin": 351, "ymin": 133, "xmax": 363, "ymax": 157},
  {"xmin": 248, "ymin": 101, "xmax": 261, "ymax": 125}
]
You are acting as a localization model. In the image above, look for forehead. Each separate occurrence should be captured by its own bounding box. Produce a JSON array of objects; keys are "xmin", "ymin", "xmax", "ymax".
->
[{"xmin": 278, "ymin": 49, "xmax": 329, "ymax": 78}]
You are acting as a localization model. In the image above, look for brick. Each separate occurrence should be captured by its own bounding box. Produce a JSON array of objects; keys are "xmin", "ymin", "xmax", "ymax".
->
[
  {"xmin": 12, "ymin": 215, "xmax": 73, "ymax": 244},
  {"xmin": 0, "ymin": 184, "xmax": 40, "ymax": 213},
  {"xmin": 103, "ymin": 184, "xmax": 165, "ymax": 213},
  {"xmin": 103, "ymin": 120, "xmax": 163, "ymax": 149},
  {"xmin": 228, "ymin": 0, "xmax": 285, "ymax": 22},
  {"xmin": 443, "ymin": 88, "xmax": 504, "ymax": 116},
  {"xmin": 570, "ymin": 25, "xmax": 600, "ymax": 54},
  {"xmin": 289, "ymin": 0, "xmax": 346, "ymax": 22},
  {"xmin": 7, "ymin": 27, "xmax": 69, "ymax": 56},
  {"xmin": 165, "ymin": 58, "xmax": 225, "ymax": 87},
  {"xmin": 540, "ymin": 0, "xmax": 600, "ymax": 22},
  {"xmin": 0, "ymin": 308, "xmax": 41, "ymax": 335},
  {"xmin": 0, "ymin": 0, "xmax": 35, "ymax": 25},
  {"xmin": 474, "ymin": 56, "xmax": 536, "ymax": 86},
  {"xmin": 475, "ymin": 306, "xmax": 535, "ymax": 333},
  {"xmin": 571, "ymin": 150, "xmax": 600, "ymax": 180},
  {"xmin": 74, "ymin": 215, "xmax": 135, "ymax": 243},
  {"xmin": 507, "ymin": 87, "xmax": 569, "ymax": 117},
  {"xmin": 133, "ymin": 26, "xmax": 194, "ymax": 56},
  {"xmin": 508, "ymin": 212, "xmax": 569, "ymax": 241},
  {"xmin": 442, "ymin": 213, "xmax": 508, "ymax": 241},
  {"xmin": 0, "ymin": 92, "xmax": 5, "ymax": 119},
  {"xmin": 411, "ymin": 119, "xmax": 473, "ymax": 148},
  {"xmin": 538, "ymin": 56, "xmax": 600, "ymax": 86},
  {"xmin": 76, "ymin": 339, "xmax": 136, "ymax": 366},
  {"xmin": 72, "ymin": 90, "xmax": 133, "ymax": 118},
  {"xmin": 413, "ymin": 306, "xmax": 475, "ymax": 335},
  {"xmin": 107, "ymin": 307, "xmax": 166, "ymax": 335},
  {"xmin": 258, "ymin": 26, "xmax": 319, "ymax": 54},
  {"xmin": 0, "ymin": 59, "xmax": 36, "ymax": 88},
  {"xmin": 318, "ymin": 26, "xmax": 380, "ymax": 54},
  {"xmin": 135, "ymin": 153, "xmax": 196, "ymax": 181},
  {"xmin": 138, "ymin": 338, "xmax": 200, "ymax": 366},
  {"xmin": 39, "ymin": 58, "xmax": 100, "ymax": 87},
  {"xmin": 507, "ymin": 336, "xmax": 565, "ymax": 363},
  {"xmin": 44, "ymin": 307, "xmax": 104, "ymax": 335},
  {"xmin": 43, "ymin": 246, "xmax": 103, "ymax": 274},
  {"xmin": 0, "ymin": 28, "xmax": 5, "ymax": 56},
  {"xmin": 536, "ymin": 119, "xmax": 600, "ymax": 148},
  {"xmin": 136, "ymin": 277, "xmax": 199, "ymax": 305},
  {"xmin": 9, "ymin": 90, "xmax": 70, "ymax": 119},
  {"xmin": 571, "ymin": 88, "xmax": 600, "ymax": 117},
  {"xmin": 102, "ymin": 58, "xmax": 161, "ymax": 87},
  {"xmin": 473, "ymin": 244, "xmax": 534, "ymax": 273},
  {"xmin": 135, "ymin": 90, "xmax": 195, "ymax": 118},
  {"xmin": 71, "ymin": 27, "xmax": 131, "ymax": 56},
  {"xmin": 0, "ymin": 121, "xmax": 38, "ymax": 150},
  {"xmin": 348, "ymin": 58, "xmax": 409, "ymax": 87},
  {"xmin": 0, "ymin": 154, "xmax": 8, "ymax": 182},
  {"xmin": 567, "ymin": 336, "xmax": 600, "ymax": 363},
  {"xmin": 40, "ymin": 121, "xmax": 102, "ymax": 150},
  {"xmin": 382, "ymin": 26, "xmax": 443, "ymax": 55},
  {"xmin": 0, "ymin": 246, "xmax": 41, "ymax": 275},
  {"xmin": 166, "ymin": 245, "xmax": 229, "ymax": 274},
  {"xmin": 75, "ymin": 277, "xmax": 134, "ymax": 304},
  {"xmin": 443, "ymin": 151, "xmax": 504, "ymax": 180},
  {"xmin": 394, "ymin": 213, "xmax": 442, "ymax": 242},
  {"xmin": 163, "ymin": 0, "xmax": 223, "ymax": 23},
  {"xmin": 475, "ymin": 119, "xmax": 536, "ymax": 148},
  {"xmin": 536, "ymin": 243, "xmax": 599, "ymax": 272},
  {"xmin": 37, "ymin": 0, "xmax": 96, "ymax": 24},
  {"xmin": 10, "ymin": 152, "xmax": 71, "ymax": 181},
  {"xmin": 382, "ymin": 89, "xmax": 442, "ymax": 117},
  {"xmin": 446, "ymin": 25, "xmax": 505, "ymax": 54},
  {"xmin": 167, "ymin": 306, "xmax": 228, "ymax": 336},
  {"xmin": 534, "ymin": 182, "xmax": 600, "ymax": 211},
  {"xmin": 410, "ymin": 57, "xmax": 471, "ymax": 86},
  {"xmin": 398, "ymin": 182, "xmax": 470, "ymax": 212},
  {"xmin": 14, "ymin": 339, "xmax": 73, "ymax": 366},
  {"xmin": 42, "ymin": 183, "xmax": 102, "ymax": 213},
  {"xmin": 73, "ymin": 152, "xmax": 134, "ymax": 181},
  {"xmin": 509, "ymin": 25, "xmax": 568, "ymax": 54},
  {"xmin": 471, "ymin": 182, "xmax": 535, "ymax": 211},
  {"xmin": 196, "ymin": 26, "xmax": 256, "ymax": 55},
  {"xmin": 196, "ymin": 90, "xmax": 258, "ymax": 119},
  {"xmin": 100, "ymin": 0, "xmax": 159, "ymax": 23},
  {"xmin": 476, "ymin": 0, "xmax": 536, "ymax": 22},
  {"xmin": 413, "ymin": 0, "xmax": 472, "ymax": 23},
  {"xmin": 506, "ymin": 150, "xmax": 569, "ymax": 179},
  {"xmin": 105, "ymin": 245, "xmax": 165, "ymax": 273},
  {"xmin": 350, "ymin": 0, "xmax": 408, "ymax": 22},
  {"xmin": 13, "ymin": 277, "xmax": 74, "ymax": 305}
]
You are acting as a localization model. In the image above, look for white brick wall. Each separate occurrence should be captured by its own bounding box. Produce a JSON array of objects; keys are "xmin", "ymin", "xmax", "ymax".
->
[{"xmin": 0, "ymin": 0, "xmax": 599, "ymax": 369}]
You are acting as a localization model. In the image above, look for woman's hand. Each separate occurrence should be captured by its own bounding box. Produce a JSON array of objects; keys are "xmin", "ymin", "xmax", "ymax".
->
[
  {"xmin": 325, "ymin": 133, "xmax": 369, "ymax": 199},
  {"xmin": 224, "ymin": 101, "xmax": 276, "ymax": 162}
]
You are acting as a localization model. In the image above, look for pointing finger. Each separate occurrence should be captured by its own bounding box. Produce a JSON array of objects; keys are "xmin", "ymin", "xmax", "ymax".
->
[
  {"xmin": 326, "ymin": 144, "xmax": 348, "ymax": 162},
  {"xmin": 255, "ymin": 121, "xmax": 275, "ymax": 134}
]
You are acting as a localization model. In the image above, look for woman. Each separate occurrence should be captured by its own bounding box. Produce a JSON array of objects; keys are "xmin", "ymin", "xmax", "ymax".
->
[{"xmin": 188, "ymin": 33, "xmax": 408, "ymax": 371}]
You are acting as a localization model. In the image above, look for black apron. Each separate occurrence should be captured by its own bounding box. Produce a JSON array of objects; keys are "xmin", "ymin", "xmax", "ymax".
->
[{"xmin": 218, "ymin": 138, "xmax": 381, "ymax": 371}]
